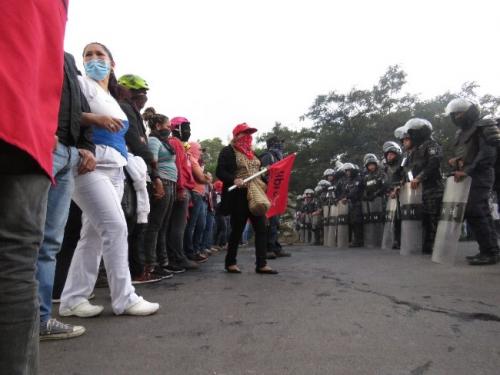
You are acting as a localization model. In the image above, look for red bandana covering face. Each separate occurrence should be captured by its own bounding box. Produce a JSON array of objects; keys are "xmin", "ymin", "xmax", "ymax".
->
[{"xmin": 233, "ymin": 133, "xmax": 254, "ymax": 159}]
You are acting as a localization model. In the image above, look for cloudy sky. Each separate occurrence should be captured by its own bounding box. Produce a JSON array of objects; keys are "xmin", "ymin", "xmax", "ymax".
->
[{"xmin": 65, "ymin": 0, "xmax": 500, "ymax": 142}]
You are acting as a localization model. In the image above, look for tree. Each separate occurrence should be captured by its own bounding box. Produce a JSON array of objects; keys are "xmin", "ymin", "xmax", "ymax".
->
[
  {"xmin": 260, "ymin": 66, "xmax": 500, "ymax": 194},
  {"xmin": 199, "ymin": 137, "xmax": 225, "ymax": 176}
]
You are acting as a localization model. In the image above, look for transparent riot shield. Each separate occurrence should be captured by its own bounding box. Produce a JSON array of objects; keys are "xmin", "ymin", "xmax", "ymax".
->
[
  {"xmin": 399, "ymin": 182, "xmax": 423, "ymax": 255},
  {"xmin": 432, "ymin": 176, "xmax": 472, "ymax": 265}
]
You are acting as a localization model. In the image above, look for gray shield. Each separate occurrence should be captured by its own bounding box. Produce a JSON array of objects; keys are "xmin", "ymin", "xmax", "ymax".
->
[
  {"xmin": 323, "ymin": 205, "xmax": 330, "ymax": 246},
  {"xmin": 382, "ymin": 197, "xmax": 398, "ymax": 250},
  {"xmin": 311, "ymin": 215, "xmax": 320, "ymax": 244},
  {"xmin": 337, "ymin": 202, "xmax": 350, "ymax": 248},
  {"xmin": 432, "ymin": 176, "xmax": 472, "ymax": 265},
  {"xmin": 363, "ymin": 197, "xmax": 384, "ymax": 248},
  {"xmin": 327, "ymin": 204, "xmax": 338, "ymax": 247},
  {"xmin": 399, "ymin": 182, "xmax": 423, "ymax": 256},
  {"xmin": 304, "ymin": 214, "xmax": 312, "ymax": 243}
]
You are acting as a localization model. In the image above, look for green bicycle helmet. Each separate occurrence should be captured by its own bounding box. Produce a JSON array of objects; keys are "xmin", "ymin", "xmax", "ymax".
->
[{"xmin": 118, "ymin": 74, "xmax": 149, "ymax": 90}]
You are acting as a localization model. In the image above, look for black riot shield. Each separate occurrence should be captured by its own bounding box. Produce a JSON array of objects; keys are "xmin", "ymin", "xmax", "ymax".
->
[
  {"xmin": 432, "ymin": 176, "xmax": 472, "ymax": 265},
  {"xmin": 323, "ymin": 204, "xmax": 330, "ymax": 246},
  {"xmin": 399, "ymin": 183, "xmax": 423, "ymax": 256},
  {"xmin": 327, "ymin": 204, "xmax": 338, "ymax": 248},
  {"xmin": 336, "ymin": 202, "xmax": 349, "ymax": 248},
  {"xmin": 362, "ymin": 197, "xmax": 384, "ymax": 248},
  {"xmin": 381, "ymin": 197, "xmax": 398, "ymax": 250}
]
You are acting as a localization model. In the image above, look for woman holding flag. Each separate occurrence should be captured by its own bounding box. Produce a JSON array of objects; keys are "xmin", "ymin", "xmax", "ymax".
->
[{"xmin": 216, "ymin": 123, "xmax": 278, "ymax": 274}]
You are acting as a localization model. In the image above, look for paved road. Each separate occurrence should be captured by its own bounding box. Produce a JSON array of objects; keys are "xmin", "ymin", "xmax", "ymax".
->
[{"xmin": 40, "ymin": 243, "xmax": 500, "ymax": 375}]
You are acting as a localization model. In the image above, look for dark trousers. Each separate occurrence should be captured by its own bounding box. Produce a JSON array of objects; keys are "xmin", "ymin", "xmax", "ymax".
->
[
  {"xmin": 144, "ymin": 180, "xmax": 175, "ymax": 266},
  {"xmin": 53, "ymin": 202, "xmax": 81, "ymax": 299},
  {"xmin": 465, "ymin": 187, "xmax": 499, "ymax": 255},
  {"xmin": 422, "ymin": 194, "xmax": 442, "ymax": 253},
  {"xmin": 0, "ymin": 173, "xmax": 50, "ymax": 375},
  {"xmin": 215, "ymin": 213, "xmax": 229, "ymax": 246},
  {"xmin": 128, "ymin": 221, "xmax": 147, "ymax": 277},
  {"xmin": 225, "ymin": 192, "xmax": 267, "ymax": 269},
  {"xmin": 267, "ymin": 215, "xmax": 282, "ymax": 252},
  {"xmin": 166, "ymin": 192, "xmax": 190, "ymax": 264}
]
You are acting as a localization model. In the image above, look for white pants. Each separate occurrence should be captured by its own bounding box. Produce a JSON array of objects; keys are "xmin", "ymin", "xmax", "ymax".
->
[{"xmin": 60, "ymin": 167, "xmax": 139, "ymax": 314}]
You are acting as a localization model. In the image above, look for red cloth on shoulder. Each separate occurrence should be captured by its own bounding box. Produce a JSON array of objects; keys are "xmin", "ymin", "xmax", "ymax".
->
[{"xmin": 0, "ymin": 0, "xmax": 68, "ymax": 178}]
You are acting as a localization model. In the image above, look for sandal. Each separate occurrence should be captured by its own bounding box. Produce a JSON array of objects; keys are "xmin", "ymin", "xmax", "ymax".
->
[
  {"xmin": 256, "ymin": 267, "xmax": 278, "ymax": 275},
  {"xmin": 225, "ymin": 265, "xmax": 242, "ymax": 274}
]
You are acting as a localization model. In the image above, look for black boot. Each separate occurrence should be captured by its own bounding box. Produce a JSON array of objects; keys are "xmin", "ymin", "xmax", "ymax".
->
[{"xmin": 468, "ymin": 252, "xmax": 499, "ymax": 266}]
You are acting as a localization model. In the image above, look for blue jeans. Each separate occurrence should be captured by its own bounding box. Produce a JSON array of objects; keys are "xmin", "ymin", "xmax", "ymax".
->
[
  {"xmin": 201, "ymin": 210, "xmax": 215, "ymax": 250},
  {"xmin": 36, "ymin": 143, "xmax": 79, "ymax": 323},
  {"xmin": 193, "ymin": 200, "xmax": 208, "ymax": 253},
  {"xmin": 184, "ymin": 191, "xmax": 205, "ymax": 257}
]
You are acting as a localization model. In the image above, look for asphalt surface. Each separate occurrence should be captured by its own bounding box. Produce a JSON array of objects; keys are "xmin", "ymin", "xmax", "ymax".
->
[{"xmin": 40, "ymin": 242, "xmax": 500, "ymax": 375}]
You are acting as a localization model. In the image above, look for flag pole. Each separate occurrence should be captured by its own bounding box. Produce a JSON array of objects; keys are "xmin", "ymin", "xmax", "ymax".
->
[
  {"xmin": 226, "ymin": 152, "xmax": 297, "ymax": 192},
  {"xmin": 228, "ymin": 168, "xmax": 268, "ymax": 192}
]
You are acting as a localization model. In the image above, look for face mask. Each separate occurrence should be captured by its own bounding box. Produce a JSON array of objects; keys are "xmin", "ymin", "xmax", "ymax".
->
[
  {"xmin": 158, "ymin": 129, "xmax": 170, "ymax": 139},
  {"xmin": 180, "ymin": 123, "xmax": 191, "ymax": 142},
  {"xmin": 84, "ymin": 59, "xmax": 111, "ymax": 81}
]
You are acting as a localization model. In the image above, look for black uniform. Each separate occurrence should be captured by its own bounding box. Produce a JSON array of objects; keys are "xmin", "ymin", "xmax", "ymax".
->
[
  {"xmin": 383, "ymin": 156, "xmax": 402, "ymax": 248},
  {"xmin": 403, "ymin": 138, "xmax": 444, "ymax": 253},
  {"xmin": 454, "ymin": 119, "xmax": 499, "ymax": 259},
  {"xmin": 337, "ymin": 171, "xmax": 364, "ymax": 246}
]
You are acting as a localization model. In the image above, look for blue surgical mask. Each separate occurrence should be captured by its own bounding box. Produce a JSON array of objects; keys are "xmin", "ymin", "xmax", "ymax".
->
[{"xmin": 84, "ymin": 59, "xmax": 111, "ymax": 81}]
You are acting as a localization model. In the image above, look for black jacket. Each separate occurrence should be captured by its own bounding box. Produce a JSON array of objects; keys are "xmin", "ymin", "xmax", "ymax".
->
[
  {"xmin": 120, "ymin": 100, "xmax": 157, "ymax": 179},
  {"xmin": 57, "ymin": 52, "xmax": 94, "ymax": 153},
  {"xmin": 215, "ymin": 145, "xmax": 243, "ymax": 215}
]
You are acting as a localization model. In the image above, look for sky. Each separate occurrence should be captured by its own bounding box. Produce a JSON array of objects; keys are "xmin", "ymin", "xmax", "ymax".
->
[{"xmin": 64, "ymin": 0, "xmax": 500, "ymax": 143}]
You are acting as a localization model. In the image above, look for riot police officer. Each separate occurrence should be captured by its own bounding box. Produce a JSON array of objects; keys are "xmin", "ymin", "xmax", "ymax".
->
[
  {"xmin": 337, "ymin": 163, "xmax": 364, "ymax": 247},
  {"xmin": 317, "ymin": 180, "xmax": 332, "ymax": 245},
  {"xmin": 382, "ymin": 141, "xmax": 403, "ymax": 249},
  {"xmin": 302, "ymin": 189, "xmax": 317, "ymax": 243},
  {"xmin": 362, "ymin": 154, "xmax": 386, "ymax": 201},
  {"xmin": 445, "ymin": 98, "xmax": 500, "ymax": 265},
  {"xmin": 401, "ymin": 118, "xmax": 444, "ymax": 254},
  {"xmin": 295, "ymin": 194, "xmax": 304, "ymax": 241}
]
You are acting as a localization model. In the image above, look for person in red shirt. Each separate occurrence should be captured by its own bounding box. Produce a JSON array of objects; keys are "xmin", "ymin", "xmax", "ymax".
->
[
  {"xmin": 0, "ymin": 1, "xmax": 67, "ymax": 373},
  {"xmin": 164, "ymin": 117, "xmax": 199, "ymax": 272}
]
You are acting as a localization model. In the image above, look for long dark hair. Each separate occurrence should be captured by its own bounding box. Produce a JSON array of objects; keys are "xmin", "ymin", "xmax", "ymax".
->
[
  {"xmin": 144, "ymin": 108, "xmax": 175, "ymax": 154},
  {"xmin": 82, "ymin": 42, "xmax": 120, "ymax": 100}
]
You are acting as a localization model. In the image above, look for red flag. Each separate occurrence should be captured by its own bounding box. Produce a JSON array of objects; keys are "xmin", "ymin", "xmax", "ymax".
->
[{"xmin": 266, "ymin": 153, "xmax": 296, "ymax": 218}]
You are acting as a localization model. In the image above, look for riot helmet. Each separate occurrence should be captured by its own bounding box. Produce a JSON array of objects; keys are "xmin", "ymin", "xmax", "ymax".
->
[
  {"xmin": 340, "ymin": 163, "xmax": 355, "ymax": 172},
  {"xmin": 403, "ymin": 118, "xmax": 432, "ymax": 146},
  {"xmin": 394, "ymin": 126, "xmax": 407, "ymax": 141},
  {"xmin": 323, "ymin": 168, "xmax": 335, "ymax": 177},
  {"xmin": 445, "ymin": 98, "xmax": 480, "ymax": 128},
  {"xmin": 363, "ymin": 153, "xmax": 379, "ymax": 166}
]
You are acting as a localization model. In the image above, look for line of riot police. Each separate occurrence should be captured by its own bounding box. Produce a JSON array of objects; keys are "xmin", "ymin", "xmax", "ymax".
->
[{"xmin": 294, "ymin": 98, "xmax": 500, "ymax": 266}]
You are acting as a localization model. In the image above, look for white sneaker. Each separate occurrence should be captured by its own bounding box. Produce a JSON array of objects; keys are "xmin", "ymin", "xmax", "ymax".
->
[
  {"xmin": 123, "ymin": 298, "xmax": 159, "ymax": 316},
  {"xmin": 59, "ymin": 300, "xmax": 104, "ymax": 318}
]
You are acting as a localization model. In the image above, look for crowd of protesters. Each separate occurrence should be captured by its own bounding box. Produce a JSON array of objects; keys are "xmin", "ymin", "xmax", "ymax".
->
[{"xmin": 0, "ymin": 7, "xmax": 290, "ymax": 370}]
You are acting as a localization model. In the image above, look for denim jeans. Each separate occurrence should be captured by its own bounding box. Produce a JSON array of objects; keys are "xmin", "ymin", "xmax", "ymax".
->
[
  {"xmin": 193, "ymin": 200, "xmax": 207, "ymax": 253},
  {"xmin": 37, "ymin": 143, "xmax": 79, "ymax": 323},
  {"xmin": 183, "ymin": 191, "xmax": 205, "ymax": 257},
  {"xmin": 0, "ymin": 173, "xmax": 50, "ymax": 375},
  {"xmin": 201, "ymin": 210, "xmax": 215, "ymax": 250}
]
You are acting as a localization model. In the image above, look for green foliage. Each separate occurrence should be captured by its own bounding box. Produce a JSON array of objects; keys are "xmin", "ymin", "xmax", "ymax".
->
[
  {"xmin": 199, "ymin": 137, "xmax": 225, "ymax": 175},
  {"xmin": 259, "ymin": 66, "xmax": 500, "ymax": 194}
]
